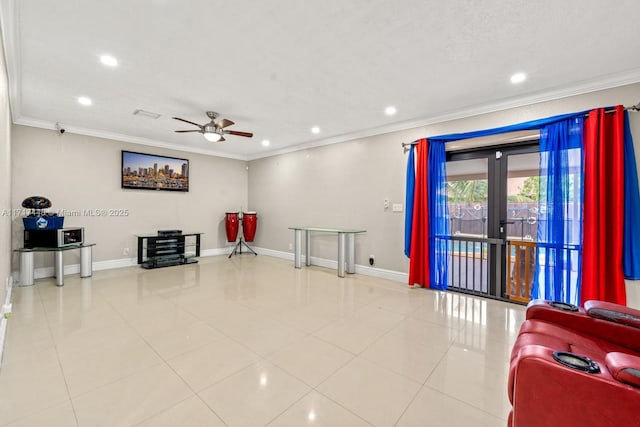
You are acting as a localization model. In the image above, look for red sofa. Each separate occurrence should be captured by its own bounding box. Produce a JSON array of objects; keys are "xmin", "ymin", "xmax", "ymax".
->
[{"xmin": 508, "ymin": 300, "xmax": 640, "ymax": 427}]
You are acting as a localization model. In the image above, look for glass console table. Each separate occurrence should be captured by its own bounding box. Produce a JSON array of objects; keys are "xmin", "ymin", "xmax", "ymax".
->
[
  {"xmin": 288, "ymin": 227, "xmax": 366, "ymax": 277},
  {"xmin": 15, "ymin": 243, "xmax": 95, "ymax": 286}
]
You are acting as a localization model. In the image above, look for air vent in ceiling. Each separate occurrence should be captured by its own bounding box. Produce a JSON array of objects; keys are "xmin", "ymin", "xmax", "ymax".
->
[{"xmin": 132, "ymin": 109, "xmax": 161, "ymax": 119}]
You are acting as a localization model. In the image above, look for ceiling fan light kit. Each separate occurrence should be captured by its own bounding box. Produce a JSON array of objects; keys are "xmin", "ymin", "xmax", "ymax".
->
[
  {"xmin": 203, "ymin": 132, "xmax": 222, "ymax": 142},
  {"xmin": 173, "ymin": 111, "xmax": 253, "ymax": 143}
]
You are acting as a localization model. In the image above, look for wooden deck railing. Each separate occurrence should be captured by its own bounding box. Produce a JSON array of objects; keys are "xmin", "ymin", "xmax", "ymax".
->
[{"xmin": 507, "ymin": 241, "xmax": 537, "ymax": 303}]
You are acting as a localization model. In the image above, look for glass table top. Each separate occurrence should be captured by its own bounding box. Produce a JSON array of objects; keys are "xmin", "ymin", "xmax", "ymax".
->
[
  {"xmin": 288, "ymin": 227, "xmax": 366, "ymax": 233},
  {"xmin": 15, "ymin": 243, "xmax": 95, "ymax": 252}
]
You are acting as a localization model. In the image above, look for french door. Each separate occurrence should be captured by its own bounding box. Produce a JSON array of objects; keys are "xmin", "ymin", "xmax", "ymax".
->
[{"xmin": 446, "ymin": 143, "xmax": 540, "ymax": 302}]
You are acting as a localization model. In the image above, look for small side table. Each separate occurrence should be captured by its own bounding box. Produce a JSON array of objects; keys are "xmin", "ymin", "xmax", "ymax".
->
[{"xmin": 15, "ymin": 243, "xmax": 95, "ymax": 286}]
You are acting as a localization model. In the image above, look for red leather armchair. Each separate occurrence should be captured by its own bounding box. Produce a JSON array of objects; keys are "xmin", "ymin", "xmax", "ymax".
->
[{"xmin": 508, "ymin": 300, "xmax": 640, "ymax": 427}]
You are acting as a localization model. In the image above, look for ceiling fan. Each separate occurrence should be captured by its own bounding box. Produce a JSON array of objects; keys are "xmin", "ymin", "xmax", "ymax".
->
[{"xmin": 172, "ymin": 111, "xmax": 253, "ymax": 143}]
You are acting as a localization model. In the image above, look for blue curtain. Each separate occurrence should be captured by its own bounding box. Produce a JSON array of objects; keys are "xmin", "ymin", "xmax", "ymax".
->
[
  {"xmin": 428, "ymin": 141, "xmax": 449, "ymax": 289},
  {"xmin": 404, "ymin": 145, "xmax": 415, "ymax": 257},
  {"xmin": 531, "ymin": 117, "xmax": 584, "ymax": 305},
  {"xmin": 623, "ymin": 111, "xmax": 640, "ymax": 279},
  {"xmin": 426, "ymin": 111, "xmax": 589, "ymax": 144}
]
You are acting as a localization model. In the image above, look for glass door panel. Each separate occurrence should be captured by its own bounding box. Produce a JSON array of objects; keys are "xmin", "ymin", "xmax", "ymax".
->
[
  {"xmin": 504, "ymin": 152, "xmax": 540, "ymax": 303},
  {"xmin": 446, "ymin": 157, "xmax": 489, "ymax": 294}
]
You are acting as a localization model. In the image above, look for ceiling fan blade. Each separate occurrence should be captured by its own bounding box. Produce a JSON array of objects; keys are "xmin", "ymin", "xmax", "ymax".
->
[
  {"xmin": 225, "ymin": 130, "xmax": 254, "ymax": 138},
  {"xmin": 218, "ymin": 136, "xmax": 226, "ymax": 142},
  {"xmin": 215, "ymin": 118, "xmax": 235, "ymax": 129},
  {"xmin": 172, "ymin": 117, "xmax": 203, "ymax": 128},
  {"xmin": 175, "ymin": 130, "xmax": 202, "ymax": 133}
]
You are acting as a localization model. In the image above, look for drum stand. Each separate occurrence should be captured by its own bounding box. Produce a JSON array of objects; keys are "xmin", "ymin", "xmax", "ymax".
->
[
  {"xmin": 229, "ymin": 219, "xmax": 257, "ymax": 258},
  {"xmin": 229, "ymin": 238, "xmax": 257, "ymax": 258}
]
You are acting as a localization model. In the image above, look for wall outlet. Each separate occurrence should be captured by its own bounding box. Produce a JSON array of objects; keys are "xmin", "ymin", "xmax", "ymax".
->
[
  {"xmin": 369, "ymin": 255, "xmax": 375, "ymax": 266},
  {"xmin": 288, "ymin": 243, "xmax": 293, "ymax": 250},
  {"xmin": 123, "ymin": 247, "xmax": 130, "ymax": 256}
]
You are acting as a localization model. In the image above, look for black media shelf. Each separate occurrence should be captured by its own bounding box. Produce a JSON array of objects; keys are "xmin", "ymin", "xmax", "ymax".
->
[{"xmin": 137, "ymin": 232, "xmax": 202, "ymax": 269}]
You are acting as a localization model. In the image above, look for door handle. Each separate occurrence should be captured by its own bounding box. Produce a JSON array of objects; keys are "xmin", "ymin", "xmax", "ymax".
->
[{"xmin": 499, "ymin": 220, "xmax": 514, "ymax": 234}]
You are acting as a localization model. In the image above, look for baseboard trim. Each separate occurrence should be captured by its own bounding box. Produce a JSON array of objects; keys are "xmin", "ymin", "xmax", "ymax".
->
[
  {"xmin": 201, "ymin": 247, "xmax": 234, "ymax": 257},
  {"xmin": 0, "ymin": 276, "xmax": 14, "ymax": 369},
  {"xmin": 12, "ymin": 247, "xmax": 235, "ymax": 282},
  {"xmin": 252, "ymin": 246, "xmax": 408, "ymax": 283},
  {"xmin": 11, "ymin": 246, "xmax": 408, "ymax": 284}
]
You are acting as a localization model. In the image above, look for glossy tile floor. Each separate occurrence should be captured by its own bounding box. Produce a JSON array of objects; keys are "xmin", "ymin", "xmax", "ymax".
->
[{"xmin": 0, "ymin": 255, "xmax": 525, "ymax": 426}]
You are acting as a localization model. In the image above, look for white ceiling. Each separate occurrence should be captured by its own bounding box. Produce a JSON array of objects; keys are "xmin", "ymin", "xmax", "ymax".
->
[{"xmin": 2, "ymin": 0, "xmax": 640, "ymax": 160}]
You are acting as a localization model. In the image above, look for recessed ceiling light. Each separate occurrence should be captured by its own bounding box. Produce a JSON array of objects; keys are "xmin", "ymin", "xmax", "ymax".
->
[
  {"xmin": 100, "ymin": 54, "xmax": 118, "ymax": 67},
  {"xmin": 261, "ymin": 139, "xmax": 270, "ymax": 147},
  {"xmin": 384, "ymin": 106, "xmax": 397, "ymax": 116},
  {"xmin": 311, "ymin": 126, "xmax": 320, "ymax": 134},
  {"xmin": 510, "ymin": 72, "xmax": 527, "ymax": 84},
  {"xmin": 77, "ymin": 96, "xmax": 92, "ymax": 106}
]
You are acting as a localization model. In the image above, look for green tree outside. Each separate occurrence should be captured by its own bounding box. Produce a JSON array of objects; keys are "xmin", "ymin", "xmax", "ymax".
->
[
  {"xmin": 508, "ymin": 176, "xmax": 540, "ymax": 202},
  {"xmin": 447, "ymin": 179, "xmax": 488, "ymax": 203}
]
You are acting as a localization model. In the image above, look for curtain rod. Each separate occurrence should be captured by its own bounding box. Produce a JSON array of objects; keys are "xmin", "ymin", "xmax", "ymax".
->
[{"xmin": 401, "ymin": 102, "xmax": 640, "ymax": 151}]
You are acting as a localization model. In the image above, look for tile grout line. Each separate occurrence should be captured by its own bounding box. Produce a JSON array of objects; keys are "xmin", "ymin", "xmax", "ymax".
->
[
  {"xmin": 310, "ymin": 388, "xmax": 376, "ymax": 427},
  {"xmin": 421, "ymin": 383, "xmax": 509, "ymax": 423},
  {"xmin": 420, "ymin": 323, "xmax": 512, "ymax": 422},
  {"xmin": 392, "ymin": 318, "xmax": 466, "ymax": 425},
  {"xmin": 262, "ymin": 388, "xmax": 315, "ymax": 426},
  {"xmin": 100, "ymin": 292, "xmax": 238, "ymax": 425},
  {"xmin": 37, "ymin": 280, "xmax": 82, "ymax": 427}
]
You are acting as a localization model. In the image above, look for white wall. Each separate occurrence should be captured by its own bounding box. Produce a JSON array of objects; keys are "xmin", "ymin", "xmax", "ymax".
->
[
  {"xmin": 11, "ymin": 126, "xmax": 248, "ymax": 269},
  {"xmin": 248, "ymin": 132, "xmax": 409, "ymax": 272},
  {"xmin": 248, "ymin": 82, "xmax": 640, "ymax": 307},
  {"xmin": 0, "ymin": 29, "xmax": 11, "ymax": 303}
]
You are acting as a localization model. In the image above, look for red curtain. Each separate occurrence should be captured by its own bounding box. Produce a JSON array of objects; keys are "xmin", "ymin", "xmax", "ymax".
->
[
  {"xmin": 581, "ymin": 106, "xmax": 626, "ymax": 305},
  {"xmin": 408, "ymin": 139, "xmax": 429, "ymax": 287}
]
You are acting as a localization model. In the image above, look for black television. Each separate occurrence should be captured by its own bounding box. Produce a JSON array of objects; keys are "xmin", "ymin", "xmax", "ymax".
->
[{"xmin": 121, "ymin": 150, "xmax": 189, "ymax": 192}]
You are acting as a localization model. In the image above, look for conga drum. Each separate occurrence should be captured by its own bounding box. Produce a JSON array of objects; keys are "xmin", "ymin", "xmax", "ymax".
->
[
  {"xmin": 225, "ymin": 212, "xmax": 239, "ymax": 242},
  {"xmin": 242, "ymin": 212, "xmax": 257, "ymax": 242}
]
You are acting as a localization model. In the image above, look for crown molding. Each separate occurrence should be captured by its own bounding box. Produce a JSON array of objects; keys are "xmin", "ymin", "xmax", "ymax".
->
[
  {"xmin": 247, "ymin": 68, "xmax": 640, "ymax": 161},
  {"xmin": 12, "ymin": 68, "xmax": 640, "ymax": 163},
  {"xmin": 13, "ymin": 117, "xmax": 249, "ymax": 161}
]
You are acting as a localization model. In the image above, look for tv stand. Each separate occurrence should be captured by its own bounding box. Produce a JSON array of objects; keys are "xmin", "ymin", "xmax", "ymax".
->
[{"xmin": 137, "ymin": 232, "xmax": 202, "ymax": 269}]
